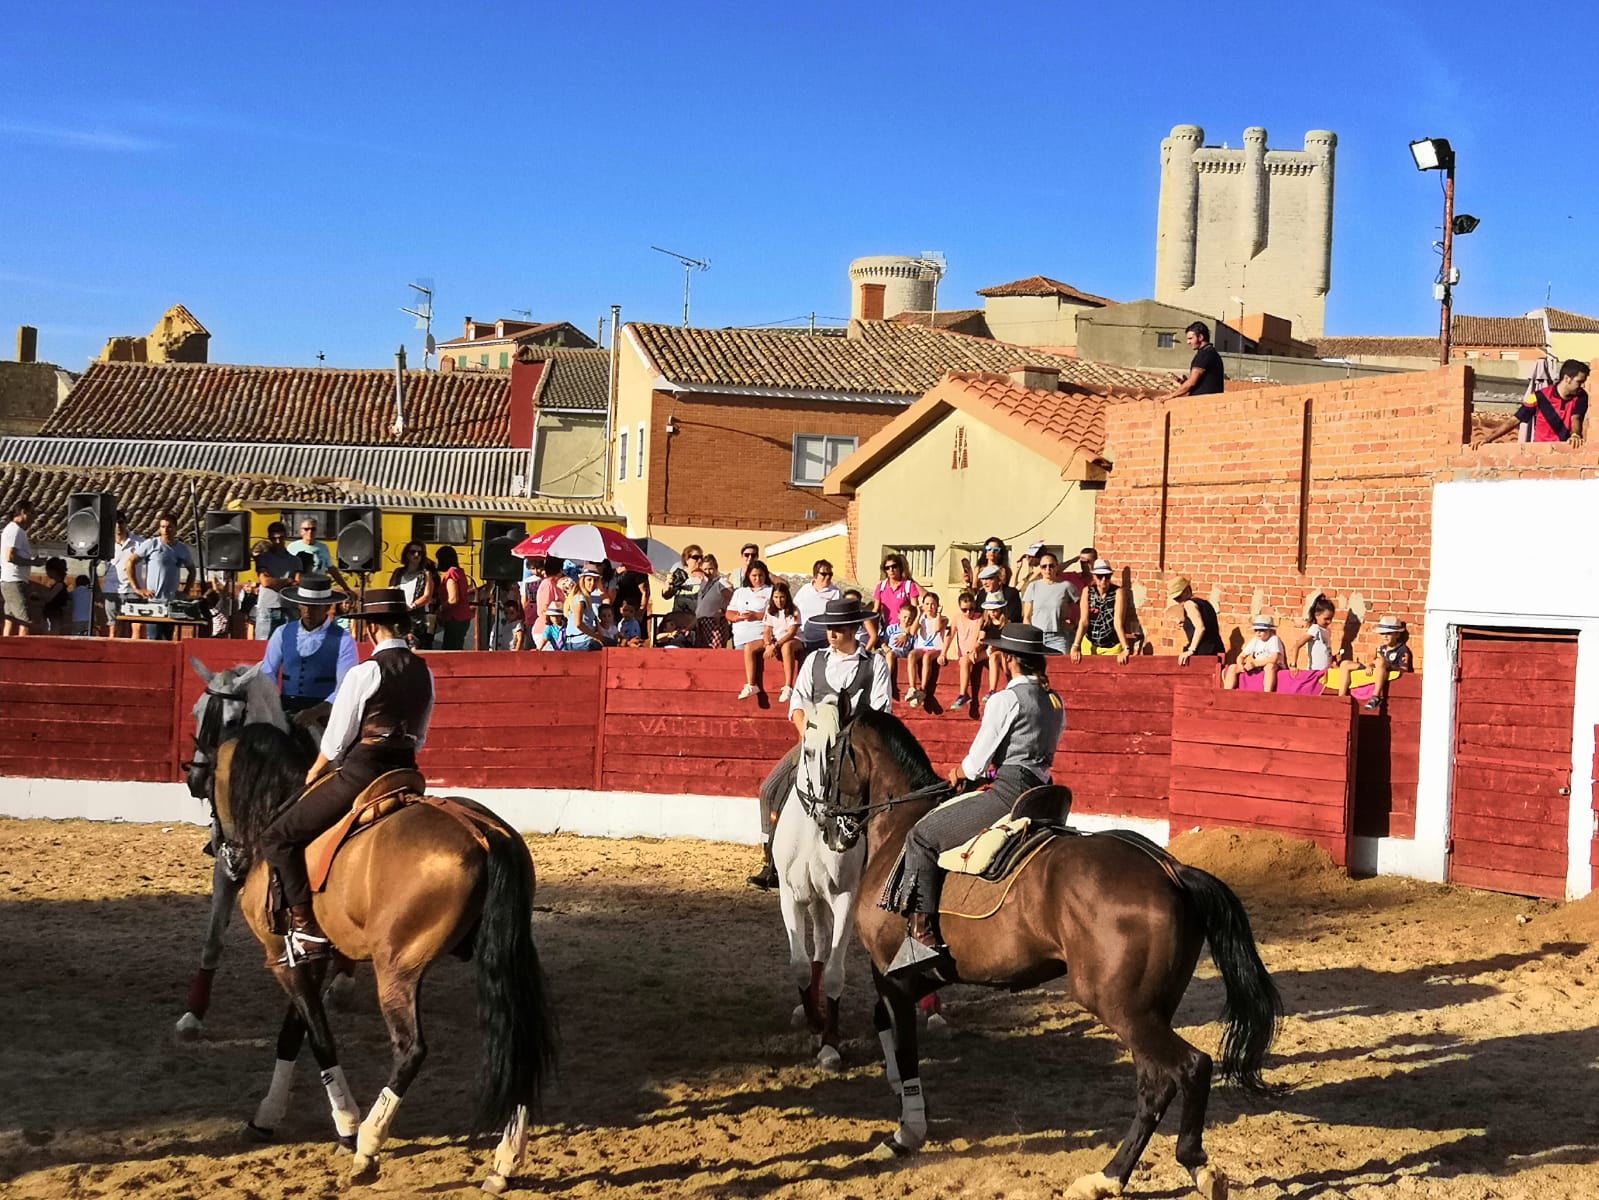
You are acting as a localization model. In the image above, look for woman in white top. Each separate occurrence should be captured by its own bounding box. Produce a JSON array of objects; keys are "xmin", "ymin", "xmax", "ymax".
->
[
  {"xmin": 728, "ymin": 560, "xmax": 775, "ymax": 697},
  {"xmin": 694, "ymin": 553, "xmax": 733, "ymax": 648}
]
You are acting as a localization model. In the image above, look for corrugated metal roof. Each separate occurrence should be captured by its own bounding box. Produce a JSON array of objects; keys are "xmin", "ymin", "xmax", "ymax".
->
[{"xmin": 0, "ymin": 436, "xmax": 530, "ymax": 497}]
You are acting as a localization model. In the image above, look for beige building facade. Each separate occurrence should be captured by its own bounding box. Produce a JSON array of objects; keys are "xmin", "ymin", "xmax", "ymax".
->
[{"xmin": 1157, "ymin": 125, "xmax": 1336, "ymax": 339}]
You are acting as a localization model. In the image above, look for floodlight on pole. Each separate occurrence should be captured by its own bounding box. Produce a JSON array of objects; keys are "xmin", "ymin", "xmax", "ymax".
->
[{"xmin": 1409, "ymin": 137, "xmax": 1462, "ymax": 365}]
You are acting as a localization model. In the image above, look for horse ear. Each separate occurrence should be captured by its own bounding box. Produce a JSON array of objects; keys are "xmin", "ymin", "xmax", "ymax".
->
[{"xmin": 190, "ymin": 657, "xmax": 215, "ymax": 683}]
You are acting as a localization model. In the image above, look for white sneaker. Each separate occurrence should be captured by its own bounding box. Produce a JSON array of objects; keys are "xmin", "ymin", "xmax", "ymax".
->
[
  {"xmin": 778, "ymin": 685, "xmax": 792, "ymax": 703},
  {"xmin": 737, "ymin": 684, "xmax": 758, "ymax": 700}
]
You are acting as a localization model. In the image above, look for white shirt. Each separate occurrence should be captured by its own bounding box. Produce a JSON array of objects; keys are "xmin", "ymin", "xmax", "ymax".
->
[
  {"xmin": 1, "ymin": 520, "xmax": 31, "ymax": 583},
  {"xmin": 319, "ymin": 641, "xmax": 434, "ymax": 763},
  {"xmin": 727, "ymin": 584, "xmax": 772, "ymax": 648},
  {"xmin": 794, "ymin": 581, "xmax": 841, "ymax": 641},
  {"xmin": 960, "ymin": 675, "xmax": 1060, "ymax": 782},
  {"xmin": 788, "ymin": 645, "xmax": 893, "ymax": 718},
  {"xmin": 1241, "ymin": 634, "xmax": 1285, "ymax": 665}
]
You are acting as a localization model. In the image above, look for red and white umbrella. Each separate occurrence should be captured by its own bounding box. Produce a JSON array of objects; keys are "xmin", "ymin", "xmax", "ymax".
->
[{"xmin": 511, "ymin": 523, "xmax": 653, "ymax": 573}]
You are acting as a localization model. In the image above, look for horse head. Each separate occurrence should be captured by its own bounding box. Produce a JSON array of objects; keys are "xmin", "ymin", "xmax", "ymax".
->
[
  {"xmin": 796, "ymin": 701, "xmax": 865, "ymax": 853},
  {"xmin": 186, "ymin": 659, "xmax": 286, "ymax": 804}
]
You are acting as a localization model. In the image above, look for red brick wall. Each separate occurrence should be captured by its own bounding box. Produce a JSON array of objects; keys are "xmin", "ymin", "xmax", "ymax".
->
[{"xmin": 646, "ymin": 390, "xmax": 904, "ymax": 533}]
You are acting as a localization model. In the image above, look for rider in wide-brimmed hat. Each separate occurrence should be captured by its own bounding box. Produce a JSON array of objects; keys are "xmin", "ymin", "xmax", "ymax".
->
[
  {"xmin": 888, "ymin": 622, "xmax": 1066, "ymax": 976},
  {"xmin": 261, "ymin": 574, "xmax": 358, "ymax": 715},
  {"xmin": 258, "ymin": 586, "xmax": 436, "ymax": 967},
  {"xmin": 747, "ymin": 596, "xmax": 894, "ymax": 891}
]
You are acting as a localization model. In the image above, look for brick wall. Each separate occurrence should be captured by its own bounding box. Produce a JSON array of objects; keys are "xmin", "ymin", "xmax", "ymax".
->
[{"xmin": 647, "ymin": 390, "xmax": 904, "ymax": 533}]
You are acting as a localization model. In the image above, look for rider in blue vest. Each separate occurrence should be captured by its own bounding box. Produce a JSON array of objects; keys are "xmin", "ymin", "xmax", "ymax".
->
[{"xmin": 261, "ymin": 574, "xmax": 358, "ymax": 713}]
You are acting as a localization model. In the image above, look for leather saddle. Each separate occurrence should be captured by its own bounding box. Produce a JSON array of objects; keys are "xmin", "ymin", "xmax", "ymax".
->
[
  {"xmin": 935, "ymin": 784, "xmax": 1076, "ymax": 881},
  {"xmin": 304, "ymin": 769, "xmax": 425, "ymax": 892}
]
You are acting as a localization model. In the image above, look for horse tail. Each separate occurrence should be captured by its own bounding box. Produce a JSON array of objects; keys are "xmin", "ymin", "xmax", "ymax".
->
[
  {"xmin": 1174, "ymin": 863, "xmax": 1281, "ymax": 1096},
  {"xmin": 473, "ymin": 829, "xmax": 558, "ymax": 1135}
]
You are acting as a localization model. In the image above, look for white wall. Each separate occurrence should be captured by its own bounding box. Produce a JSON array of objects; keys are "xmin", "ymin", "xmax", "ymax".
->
[{"xmin": 1418, "ymin": 479, "xmax": 1599, "ymax": 898}]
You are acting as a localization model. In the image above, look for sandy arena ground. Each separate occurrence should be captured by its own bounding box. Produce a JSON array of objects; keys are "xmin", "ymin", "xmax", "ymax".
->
[{"xmin": 1, "ymin": 818, "xmax": 1597, "ymax": 1200}]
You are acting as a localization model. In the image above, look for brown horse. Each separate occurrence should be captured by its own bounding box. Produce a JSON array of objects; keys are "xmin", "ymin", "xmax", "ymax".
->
[
  {"xmin": 190, "ymin": 663, "xmax": 557, "ymax": 1194},
  {"xmin": 824, "ymin": 707, "xmax": 1279, "ymax": 1200}
]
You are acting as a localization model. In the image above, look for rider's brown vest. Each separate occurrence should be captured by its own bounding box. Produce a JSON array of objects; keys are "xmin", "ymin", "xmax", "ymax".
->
[{"xmin": 358, "ymin": 646, "xmax": 433, "ymax": 749}]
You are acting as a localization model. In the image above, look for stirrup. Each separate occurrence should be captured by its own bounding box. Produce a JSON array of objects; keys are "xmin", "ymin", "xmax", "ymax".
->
[
  {"xmin": 888, "ymin": 934, "xmax": 952, "ymax": 977},
  {"xmin": 277, "ymin": 928, "xmax": 332, "ymax": 968}
]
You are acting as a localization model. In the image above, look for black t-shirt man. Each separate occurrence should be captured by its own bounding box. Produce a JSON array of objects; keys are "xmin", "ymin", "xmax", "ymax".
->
[{"xmin": 1159, "ymin": 322, "xmax": 1226, "ymax": 400}]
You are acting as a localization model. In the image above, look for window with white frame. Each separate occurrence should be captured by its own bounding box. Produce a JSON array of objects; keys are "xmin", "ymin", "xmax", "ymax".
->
[
  {"xmin": 791, "ymin": 434, "xmax": 858, "ymax": 487},
  {"xmin": 618, "ymin": 429, "xmax": 629, "ymax": 482}
]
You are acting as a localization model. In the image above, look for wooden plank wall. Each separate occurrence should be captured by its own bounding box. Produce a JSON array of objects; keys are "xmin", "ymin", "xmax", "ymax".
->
[
  {"xmin": 1352, "ymin": 671, "xmax": 1421, "ymax": 839},
  {"xmin": 1169, "ymin": 684, "xmax": 1359, "ymax": 866},
  {"xmin": 0, "ymin": 638, "xmax": 177, "ymax": 781},
  {"xmin": 1054, "ymin": 658, "xmax": 1189, "ymax": 820}
]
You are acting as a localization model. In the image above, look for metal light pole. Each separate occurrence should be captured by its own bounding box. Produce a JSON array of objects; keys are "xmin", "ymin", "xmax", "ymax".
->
[{"xmin": 1438, "ymin": 157, "xmax": 1455, "ymax": 366}]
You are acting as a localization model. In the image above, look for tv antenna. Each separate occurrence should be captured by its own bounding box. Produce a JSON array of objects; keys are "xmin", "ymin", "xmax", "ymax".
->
[
  {"xmin": 651, "ymin": 245, "xmax": 709, "ymax": 327},
  {"xmin": 511, "ymin": 308, "xmax": 534, "ymax": 319},
  {"xmin": 402, "ymin": 279, "xmax": 436, "ymax": 369},
  {"xmin": 911, "ymin": 251, "xmax": 946, "ymax": 330}
]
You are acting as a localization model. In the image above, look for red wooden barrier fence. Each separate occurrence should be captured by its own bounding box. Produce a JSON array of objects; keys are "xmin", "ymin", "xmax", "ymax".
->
[
  {"xmin": 0, "ymin": 640, "xmax": 1411, "ymax": 842},
  {"xmin": 1169, "ymin": 685, "xmax": 1360, "ymax": 866}
]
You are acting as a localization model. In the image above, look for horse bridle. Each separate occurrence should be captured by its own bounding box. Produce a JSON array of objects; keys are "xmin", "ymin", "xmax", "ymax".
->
[
  {"xmin": 799, "ymin": 720, "xmax": 954, "ymax": 838},
  {"xmin": 184, "ymin": 684, "xmax": 248, "ymax": 775}
]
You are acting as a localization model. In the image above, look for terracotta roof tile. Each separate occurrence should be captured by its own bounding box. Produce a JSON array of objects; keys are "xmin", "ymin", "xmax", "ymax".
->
[
  {"xmin": 888, "ymin": 309, "xmax": 993, "ymax": 337},
  {"xmin": 628, "ymin": 319, "xmax": 1169, "ymax": 398},
  {"xmin": 42, "ymin": 361, "xmax": 511, "ymax": 447},
  {"xmin": 522, "ymin": 346, "xmax": 611, "ymax": 412},
  {"xmin": 974, "ymin": 275, "xmax": 1115, "ymax": 305},
  {"xmin": 944, "ymin": 372, "xmax": 1109, "ymax": 456},
  {"xmin": 1450, "ymin": 315, "xmax": 1544, "ymax": 347},
  {"xmin": 436, "ymin": 320, "xmax": 596, "ymax": 350},
  {"xmin": 1311, "ymin": 336, "xmax": 1440, "ymax": 359},
  {"xmin": 1542, "ymin": 306, "xmax": 1599, "ymax": 333}
]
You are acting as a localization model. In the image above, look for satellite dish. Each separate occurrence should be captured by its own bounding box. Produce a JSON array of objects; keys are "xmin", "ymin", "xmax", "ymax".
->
[{"xmin": 425, "ymin": 332, "xmax": 437, "ymax": 355}]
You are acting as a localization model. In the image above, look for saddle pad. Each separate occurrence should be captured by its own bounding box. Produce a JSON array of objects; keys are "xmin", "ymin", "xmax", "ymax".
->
[
  {"xmin": 938, "ymin": 817, "xmax": 1031, "ymax": 875},
  {"xmin": 304, "ymin": 771, "xmax": 482, "ymax": 893},
  {"xmin": 938, "ymin": 839, "xmax": 1055, "ymax": 921}
]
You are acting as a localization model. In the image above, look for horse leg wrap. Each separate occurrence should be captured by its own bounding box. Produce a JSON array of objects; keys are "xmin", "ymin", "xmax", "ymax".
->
[
  {"xmin": 895, "ymin": 1077, "xmax": 927, "ymax": 1149},
  {"xmin": 491, "ymin": 1104, "xmax": 529, "ymax": 1181},
  {"xmin": 253, "ymin": 1058, "xmax": 295, "ymax": 1130},
  {"xmin": 878, "ymin": 1030, "xmax": 902, "ymax": 1096},
  {"xmin": 320, "ymin": 1066, "xmax": 360, "ymax": 1139},
  {"xmin": 356, "ymin": 1086, "xmax": 402, "ymax": 1159},
  {"xmin": 186, "ymin": 968, "xmax": 215, "ymax": 1018}
]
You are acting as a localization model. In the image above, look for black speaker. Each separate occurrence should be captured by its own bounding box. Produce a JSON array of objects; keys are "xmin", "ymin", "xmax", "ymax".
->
[
  {"xmin": 203, "ymin": 510, "xmax": 251, "ymax": 571},
  {"xmin": 335, "ymin": 505, "xmax": 382, "ymax": 571},
  {"xmin": 64, "ymin": 492, "xmax": 117, "ymax": 558},
  {"xmin": 480, "ymin": 520, "xmax": 527, "ymax": 583}
]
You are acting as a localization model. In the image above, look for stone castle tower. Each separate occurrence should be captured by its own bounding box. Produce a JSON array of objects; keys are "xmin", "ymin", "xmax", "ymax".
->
[{"xmin": 1155, "ymin": 125, "xmax": 1336, "ymax": 339}]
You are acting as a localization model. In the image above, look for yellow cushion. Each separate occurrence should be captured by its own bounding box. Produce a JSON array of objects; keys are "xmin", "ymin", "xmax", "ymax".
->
[{"xmin": 938, "ymin": 816, "xmax": 1031, "ymax": 875}]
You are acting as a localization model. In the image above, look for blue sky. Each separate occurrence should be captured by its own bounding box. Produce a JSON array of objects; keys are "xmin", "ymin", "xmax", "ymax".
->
[{"xmin": 3, "ymin": 1, "xmax": 1594, "ymax": 370}]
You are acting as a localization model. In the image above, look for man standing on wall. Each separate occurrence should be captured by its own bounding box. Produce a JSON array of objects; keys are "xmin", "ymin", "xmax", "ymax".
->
[
  {"xmin": 1, "ymin": 499, "xmax": 37, "ymax": 637},
  {"xmin": 1157, "ymin": 321, "xmax": 1226, "ymax": 400},
  {"xmin": 1475, "ymin": 359, "xmax": 1588, "ymax": 447}
]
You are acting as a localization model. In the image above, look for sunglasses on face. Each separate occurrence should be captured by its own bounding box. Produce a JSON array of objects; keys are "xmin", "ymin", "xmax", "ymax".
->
[{"xmin": 817, "ymin": 571, "xmax": 832, "ymax": 577}]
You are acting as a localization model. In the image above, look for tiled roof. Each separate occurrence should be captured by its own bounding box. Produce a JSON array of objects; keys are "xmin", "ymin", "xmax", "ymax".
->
[
  {"xmin": 522, "ymin": 346, "xmax": 611, "ymax": 412},
  {"xmin": 437, "ymin": 321, "xmax": 597, "ymax": 349},
  {"xmin": 1541, "ymin": 306, "xmax": 1599, "ymax": 333},
  {"xmin": 0, "ymin": 461, "xmax": 613, "ymax": 545},
  {"xmin": 0, "ymin": 436, "xmax": 530, "ymax": 497},
  {"xmin": 1311, "ymin": 336, "xmax": 1439, "ymax": 359},
  {"xmin": 826, "ymin": 371, "xmax": 1130, "ymax": 495},
  {"xmin": 888, "ymin": 309, "xmax": 993, "ymax": 337},
  {"xmin": 974, "ymin": 276, "xmax": 1115, "ymax": 305},
  {"xmin": 1451, "ymin": 315, "xmax": 1544, "ymax": 347},
  {"xmin": 628, "ymin": 319, "xmax": 1172, "ymax": 398},
  {"xmin": 41, "ymin": 361, "xmax": 511, "ymax": 447}
]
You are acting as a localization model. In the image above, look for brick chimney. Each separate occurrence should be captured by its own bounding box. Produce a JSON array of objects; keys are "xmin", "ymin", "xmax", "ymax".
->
[
  {"xmin": 507, "ymin": 348, "xmax": 547, "ymax": 449},
  {"xmin": 1008, "ymin": 364, "xmax": 1061, "ymax": 392},
  {"xmin": 16, "ymin": 325, "xmax": 37, "ymax": 363},
  {"xmin": 859, "ymin": 283, "xmax": 886, "ymax": 322}
]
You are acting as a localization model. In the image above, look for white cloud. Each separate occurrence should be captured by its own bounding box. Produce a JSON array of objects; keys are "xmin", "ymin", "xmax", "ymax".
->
[{"xmin": 0, "ymin": 120, "xmax": 167, "ymax": 152}]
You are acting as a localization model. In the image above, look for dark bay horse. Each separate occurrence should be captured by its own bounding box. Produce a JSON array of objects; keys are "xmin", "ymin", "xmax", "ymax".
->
[
  {"xmin": 190, "ymin": 662, "xmax": 557, "ymax": 1193},
  {"xmin": 830, "ymin": 707, "xmax": 1279, "ymax": 1200}
]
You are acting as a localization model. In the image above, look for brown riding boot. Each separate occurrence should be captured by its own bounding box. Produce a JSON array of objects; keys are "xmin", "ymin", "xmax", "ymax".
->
[{"xmin": 278, "ymin": 902, "xmax": 332, "ymax": 967}]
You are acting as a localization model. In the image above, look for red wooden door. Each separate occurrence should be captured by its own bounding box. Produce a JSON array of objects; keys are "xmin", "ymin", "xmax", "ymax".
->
[{"xmin": 1448, "ymin": 630, "xmax": 1577, "ymax": 899}]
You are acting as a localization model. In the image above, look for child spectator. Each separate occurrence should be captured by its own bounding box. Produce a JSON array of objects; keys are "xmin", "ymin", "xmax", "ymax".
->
[
  {"xmin": 488, "ymin": 581, "xmax": 523, "ymax": 650},
  {"xmin": 538, "ymin": 605, "xmax": 568, "ymax": 651},
  {"xmin": 1224, "ymin": 616, "xmax": 1285, "ymax": 691},
  {"xmin": 978, "ymin": 591, "xmax": 1010, "ymax": 701},
  {"xmin": 1337, "ymin": 617, "xmax": 1412, "ymax": 711},
  {"xmin": 729, "ymin": 560, "xmax": 775, "ymax": 693},
  {"xmin": 879, "ymin": 599, "xmax": 916, "ymax": 692},
  {"xmin": 1291, "ymin": 594, "xmax": 1337, "ymax": 671},
  {"xmin": 39, "ymin": 557, "xmax": 69, "ymax": 635},
  {"xmin": 945, "ymin": 590, "xmax": 984, "ymax": 711},
  {"xmin": 744, "ymin": 580, "xmax": 801, "ymax": 702},
  {"xmin": 616, "ymin": 598, "xmax": 646, "ymax": 647},
  {"xmin": 905, "ymin": 591, "xmax": 948, "ymax": 708},
  {"xmin": 69, "ymin": 573, "xmax": 95, "ymax": 636},
  {"xmin": 596, "ymin": 602, "xmax": 620, "ymax": 646}
]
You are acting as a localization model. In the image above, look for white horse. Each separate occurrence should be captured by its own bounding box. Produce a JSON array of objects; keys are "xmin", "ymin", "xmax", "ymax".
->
[
  {"xmin": 174, "ymin": 660, "xmax": 353, "ymax": 1040},
  {"xmin": 772, "ymin": 701, "xmax": 862, "ymax": 1071}
]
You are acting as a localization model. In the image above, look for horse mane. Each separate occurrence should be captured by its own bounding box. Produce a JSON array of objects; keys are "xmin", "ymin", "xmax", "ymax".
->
[
  {"xmin": 229, "ymin": 722, "xmax": 319, "ymax": 853},
  {"xmin": 852, "ymin": 706, "xmax": 938, "ymax": 790}
]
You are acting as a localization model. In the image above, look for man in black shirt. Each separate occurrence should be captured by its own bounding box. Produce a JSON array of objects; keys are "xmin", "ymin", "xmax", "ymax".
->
[{"xmin": 1159, "ymin": 321, "xmax": 1225, "ymax": 399}]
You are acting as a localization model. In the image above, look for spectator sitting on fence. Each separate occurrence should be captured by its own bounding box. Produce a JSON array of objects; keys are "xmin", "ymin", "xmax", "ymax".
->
[
  {"xmin": 730, "ymin": 559, "xmax": 775, "ymax": 695},
  {"xmin": 560, "ymin": 567, "xmax": 605, "ymax": 651},
  {"xmin": 487, "ymin": 580, "xmax": 522, "ymax": 650},
  {"xmin": 1072, "ymin": 558, "xmax": 1132, "ymax": 664},
  {"xmin": 1223, "ymin": 616, "xmax": 1285, "ymax": 691},
  {"xmin": 741, "ymin": 578, "xmax": 800, "ymax": 701},
  {"xmin": 906, "ymin": 590, "xmax": 948, "ymax": 709},
  {"xmin": 539, "ymin": 604, "xmax": 568, "ymax": 651},
  {"xmin": 793, "ymin": 559, "xmax": 840, "ymax": 653},
  {"xmin": 1169, "ymin": 576, "xmax": 1225, "ymax": 668},
  {"xmin": 1335, "ymin": 617, "xmax": 1413, "ymax": 712},
  {"xmin": 39, "ymin": 557, "xmax": 69, "ymax": 635},
  {"xmin": 945, "ymin": 589, "xmax": 984, "ymax": 711},
  {"xmin": 611, "ymin": 562, "xmax": 652, "ymax": 628},
  {"xmin": 1023, "ymin": 551, "xmax": 1077, "ymax": 655},
  {"xmin": 874, "ymin": 552, "xmax": 922, "ymax": 624},
  {"xmin": 978, "ymin": 591, "xmax": 1011, "ymax": 701},
  {"xmin": 962, "ymin": 536, "xmax": 1012, "ymax": 590},
  {"xmin": 1277, "ymin": 592, "xmax": 1339, "ymax": 696},
  {"xmin": 616, "ymin": 598, "xmax": 646, "ymax": 647},
  {"xmin": 70, "ymin": 573, "xmax": 95, "ymax": 636},
  {"xmin": 879, "ymin": 598, "xmax": 916, "ymax": 694},
  {"xmin": 1474, "ymin": 359, "xmax": 1588, "ymax": 447},
  {"xmin": 692, "ymin": 553, "xmax": 732, "ymax": 648},
  {"xmin": 730, "ymin": 542, "xmax": 762, "ymax": 588},
  {"xmin": 596, "ymin": 601, "xmax": 621, "ymax": 646}
]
